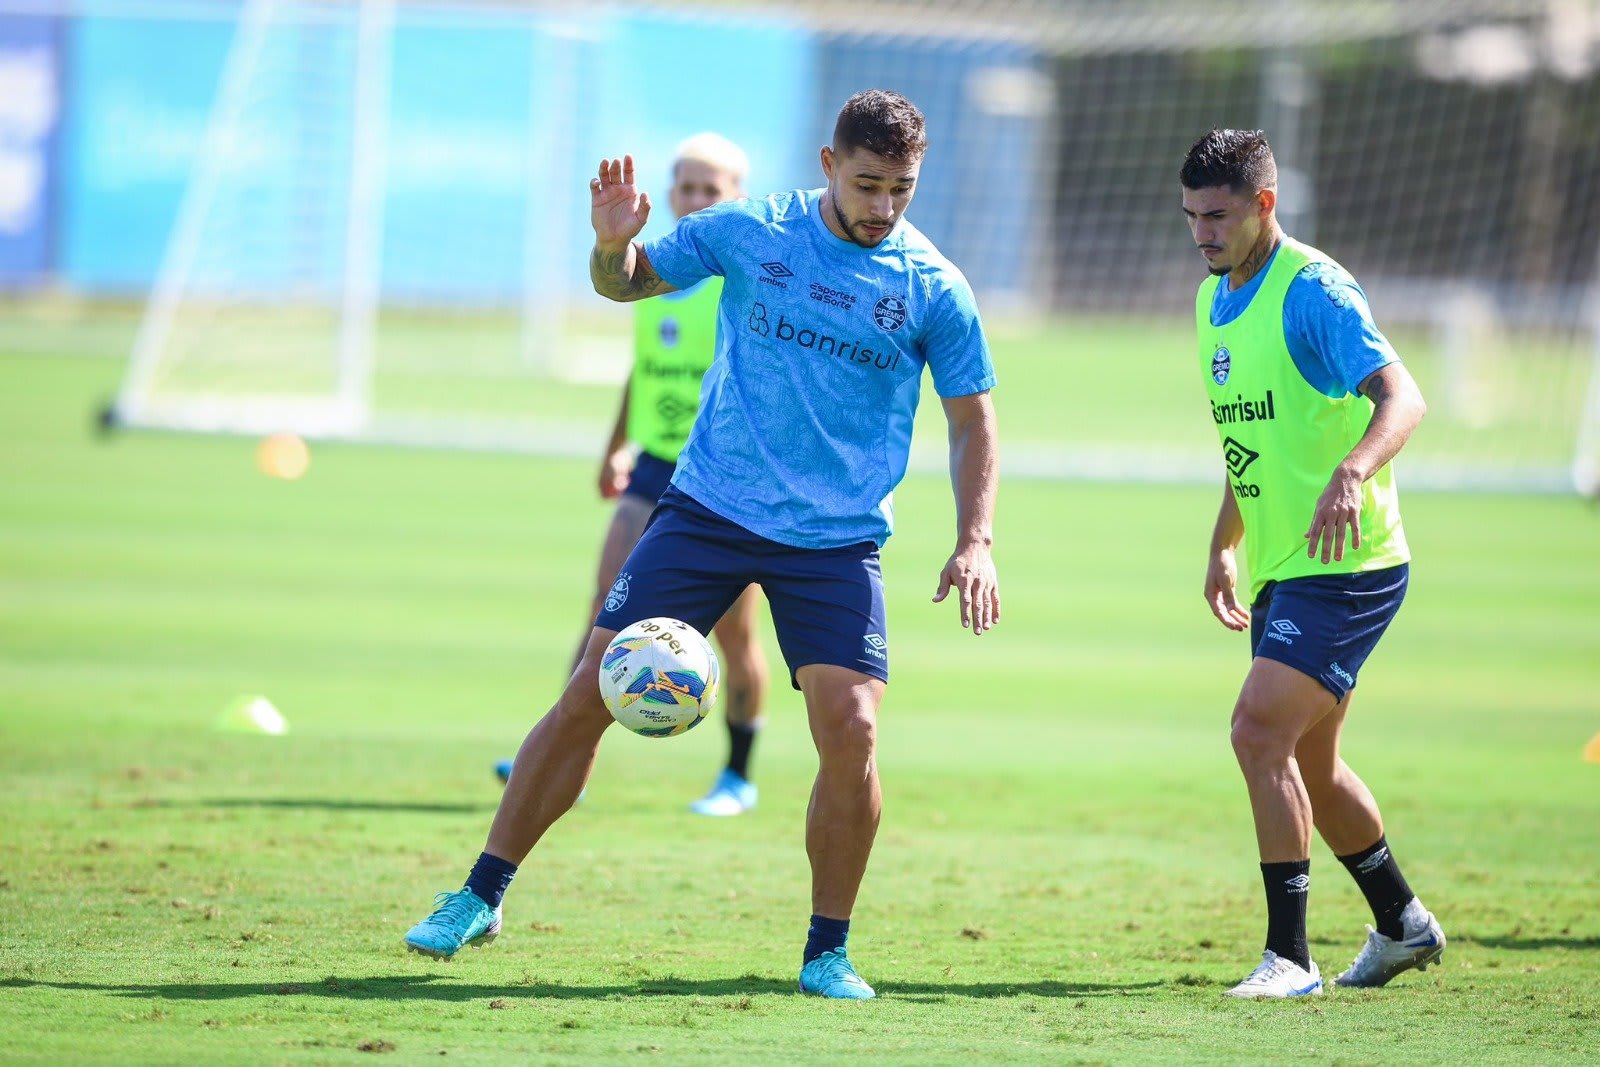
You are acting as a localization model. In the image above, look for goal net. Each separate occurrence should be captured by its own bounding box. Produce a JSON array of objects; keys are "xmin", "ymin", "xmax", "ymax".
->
[
  {"xmin": 109, "ymin": 0, "xmax": 1600, "ymax": 493},
  {"xmin": 108, "ymin": 0, "xmax": 607, "ymax": 455}
]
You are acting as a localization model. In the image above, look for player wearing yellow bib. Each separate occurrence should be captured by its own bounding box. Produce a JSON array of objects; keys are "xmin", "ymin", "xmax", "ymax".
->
[
  {"xmin": 496, "ymin": 134, "xmax": 771, "ymax": 816},
  {"xmin": 1179, "ymin": 130, "xmax": 1445, "ymax": 999}
]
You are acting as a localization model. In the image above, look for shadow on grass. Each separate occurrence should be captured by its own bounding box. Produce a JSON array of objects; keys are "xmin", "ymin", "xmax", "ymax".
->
[
  {"xmin": 1467, "ymin": 935, "xmax": 1600, "ymax": 952},
  {"xmin": 140, "ymin": 798, "xmax": 492, "ymax": 815},
  {"xmin": 0, "ymin": 974, "xmax": 1163, "ymax": 1002}
]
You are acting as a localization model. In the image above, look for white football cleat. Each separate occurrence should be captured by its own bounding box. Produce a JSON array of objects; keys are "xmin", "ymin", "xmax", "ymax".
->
[
  {"xmin": 1225, "ymin": 950, "xmax": 1324, "ymax": 998},
  {"xmin": 1335, "ymin": 899, "xmax": 1446, "ymax": 988}
]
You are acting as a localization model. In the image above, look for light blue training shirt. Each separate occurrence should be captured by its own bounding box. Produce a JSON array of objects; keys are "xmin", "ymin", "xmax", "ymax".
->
[
  {"xmin": 640, "ymin": 188, "xmax": 996, "ymax": 549},
  {"xmin": 1208, "ymin": 241, "xmax": 1398, "ymax": 397}
]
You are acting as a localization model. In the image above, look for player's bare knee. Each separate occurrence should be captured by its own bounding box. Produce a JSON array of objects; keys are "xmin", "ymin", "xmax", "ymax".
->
[
  {"xmin": 814, "ymin": 705, "xmax": 877, "ymax": 765},
  {"xmin": 1230, "ymin": 707, "xmax": 1293, "ymax": 770}
]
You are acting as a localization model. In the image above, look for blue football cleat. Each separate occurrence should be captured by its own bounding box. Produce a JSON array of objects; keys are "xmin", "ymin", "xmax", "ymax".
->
[
  {"xmin": 403, "ymin": 889, "xmax": 501, "ymax": 959},
  {"xmin": 798, "ymin": 948, "xmax": 876, "ymax": 1000},
  {"xmin": 690, "ymin": 768, "xmax": 757, "ymax": 816}
]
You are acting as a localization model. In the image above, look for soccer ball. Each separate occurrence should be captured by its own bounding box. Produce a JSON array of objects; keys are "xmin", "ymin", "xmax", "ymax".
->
[{"xmin": 598, "ymin": 617, "xmax": 719, "ymax": 738}]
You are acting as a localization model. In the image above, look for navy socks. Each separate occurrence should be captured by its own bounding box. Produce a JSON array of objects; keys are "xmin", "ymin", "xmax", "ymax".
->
[
  {"xmin": 464, "ymin": 851, "xmax": 517, "ymax": 909},
  {"xmin": 804, "ymin": 914, "xmax": 850, "ymax": 964}
]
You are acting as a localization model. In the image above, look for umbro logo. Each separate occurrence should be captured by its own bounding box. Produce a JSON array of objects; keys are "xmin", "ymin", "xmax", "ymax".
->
[
  {"xmin": 863, "ymin": 633, "xmax": 887, "ymax": 660},
  {"xmin": 654, "ymin": 394, "xmax": 695, "ymax": 425},
  {"xmin": 1222, "ymin": 436, "xmax": 1260, "ymax": 479},
  {"xmin": 761, "ymin": 262, "xmax": 793, "ymax": 278},
  {"xmin": 1271, "ymin": 620, "xmax": 1301, "ymax": 636},
  {"xmin": 1355, "ymin": 847, "xmax": 1389, "ymax": 873},
  {"xmin": 1284, "ymin": 874, "xmax": 1310, "ymax": 893}
]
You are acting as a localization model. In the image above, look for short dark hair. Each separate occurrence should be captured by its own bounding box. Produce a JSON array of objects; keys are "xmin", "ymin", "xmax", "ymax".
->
[
  {"xmin": 1179, "ymin": 129, "xmax": 1277, "ymax": 194},
  {"xmin": 832, "ymin": 89, "xmax": 927, "ymax": 161}
]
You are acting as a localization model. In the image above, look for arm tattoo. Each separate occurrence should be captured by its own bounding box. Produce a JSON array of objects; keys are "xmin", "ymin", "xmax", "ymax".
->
[
  {"xmin": 590, "ymin": 243, "xmax": 673, "ymax": 302},
  {"xmin": 1361, "ymin": 370, "xmax": 1392, "ymax": 403}
]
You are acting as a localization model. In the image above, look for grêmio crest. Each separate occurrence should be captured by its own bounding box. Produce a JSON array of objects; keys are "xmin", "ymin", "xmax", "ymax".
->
[{"xmin": 1211, "ymin": 345, "xmax": 1231, "ymax": 385}]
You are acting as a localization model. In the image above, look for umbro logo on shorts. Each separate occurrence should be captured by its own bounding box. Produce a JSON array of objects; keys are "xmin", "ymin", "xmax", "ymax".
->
[
  {"xmin": 863, "ymin": 633, "xmax": 887, "ymax": 661},
  {"xmin": 1271, "ymin": 619, "xmax": 1301, "ymax": 636}
]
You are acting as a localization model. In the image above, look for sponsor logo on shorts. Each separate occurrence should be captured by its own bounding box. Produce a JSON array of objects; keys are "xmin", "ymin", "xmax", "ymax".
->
[
  {"xmin": 863, "ymin": 632, "xmax": 888, "ymax": 661},
  {"xmin": 604, "ymin": 572, "xmax": 631, "ymax": 613},
  {"xmin": 1329, "ymin": 662, "xmax": 1355, "ymax": 687},
  {"xmin": 1266, "ymin": 618, "xmax": 1299, "ymax": 646}
]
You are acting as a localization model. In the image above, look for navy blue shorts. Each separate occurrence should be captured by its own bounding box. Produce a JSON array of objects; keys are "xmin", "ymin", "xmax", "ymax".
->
[
  {"xmin": 595, "ymin": 486, "xmax": 888, "ymax": 688},
  {"xmin": 621, "ymin": 450, "xmax": 676, "ymax": 505},
  {"xmin": 1250, "ymin": 563, "xmax": 1409, "ymax": 700}
]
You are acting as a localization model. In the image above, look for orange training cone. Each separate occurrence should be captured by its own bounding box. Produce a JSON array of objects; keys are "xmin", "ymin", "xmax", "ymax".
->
[{"xmin": 257, "ymin": 433, "xmax": 310, "ymax": 480}]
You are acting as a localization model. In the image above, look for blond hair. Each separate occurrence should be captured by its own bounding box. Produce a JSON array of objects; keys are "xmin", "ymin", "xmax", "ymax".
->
[{"xmin": 672, "ymin": 132, "xmax": 749, "ymax": 185}]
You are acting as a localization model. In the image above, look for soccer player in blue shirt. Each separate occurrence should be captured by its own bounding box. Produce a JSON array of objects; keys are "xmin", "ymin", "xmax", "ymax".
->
[
  {"xmin": 1180, "ymin": 129, "xmax": 1443, "ymax": 998},
  {"xmin": 494, "ymin": 133, "xmax": 772, "ymax": 817},
  {"xmin": 403, "ymin": 90, "xmax": 1001, "ymax": 1000}
]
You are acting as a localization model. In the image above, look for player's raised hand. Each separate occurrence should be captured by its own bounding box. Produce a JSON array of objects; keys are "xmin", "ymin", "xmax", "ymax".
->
[
  {"xmin": 1205, "ymin": 548, "xmax": 1250, "ymax": 631},
  {"xmin": 1305, "ymin": 465, "xmax": 1362, "ymax": 564},
  {"xmin": 933, "ymin": 542, "xmax": 1000, "ymax": 635},
  {"xmin": 590, "ymin": 156, "xmax": 652, "ymax": 248}
]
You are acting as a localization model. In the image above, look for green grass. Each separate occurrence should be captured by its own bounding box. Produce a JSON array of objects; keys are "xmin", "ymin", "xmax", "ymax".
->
[
  {"xmin": 2, "ymin": 325, "xmax": 1599, "ymax": 1064},
  {"xmin": 8, "ymin": 297, "xmax": 1589, "ymax": 479}
]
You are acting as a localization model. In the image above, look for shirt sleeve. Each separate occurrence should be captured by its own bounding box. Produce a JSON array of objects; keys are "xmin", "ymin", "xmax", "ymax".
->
[
  {"xmin": 639, "ymin": 204, "xmax": 736, "ymax": 291},
  {"xmin": 1283, "ymin": 262, "xmax": 1399, "ymax": 398},
  {"xmin": 922, "ymin": 277, "xmax": 997, "ymax": 398}
]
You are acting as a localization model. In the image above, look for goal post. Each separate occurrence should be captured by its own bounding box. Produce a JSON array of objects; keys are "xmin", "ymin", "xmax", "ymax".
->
[
  {"xmin": 110, "ymin": 0, "xmax": 393, "ymax": 439},
  {"xmin": 105, "ymin": 0, "xmax": 587, "ymax": 448}
]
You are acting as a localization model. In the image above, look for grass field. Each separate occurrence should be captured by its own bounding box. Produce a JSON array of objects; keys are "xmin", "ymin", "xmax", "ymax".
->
[{"xmin": 2, "ymin": 326, "xmax": 1599, "ymax": 1064}]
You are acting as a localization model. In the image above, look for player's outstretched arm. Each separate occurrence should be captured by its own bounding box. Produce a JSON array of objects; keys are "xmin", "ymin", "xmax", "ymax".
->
[
  {"xmin": 1206, "ymin": 478, "xmax": 1249, "ymax": 631},
  {"xmin": 589, "ymin": 155, "xmax": 678, "ymax": 303},
  {"xmin": 933, "ymin": 391, "xmax": 1000, "ymax": 635},
  {"xmin": 1304, "ymin": 361, "xmax": 1428, "ymax": 563}
]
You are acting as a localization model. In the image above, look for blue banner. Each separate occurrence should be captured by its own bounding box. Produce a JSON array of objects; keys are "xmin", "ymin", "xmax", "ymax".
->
[
  {"xmin": 57, "ymin": 7, "xmax": 814, "ymax": 300},
  {"xmin": 61, "ymin": 11, "xmax": 232, "ymax": 291},
  {"xmin": 0, "ymin": 13, "xmax": 62, "ymax": 288}
]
